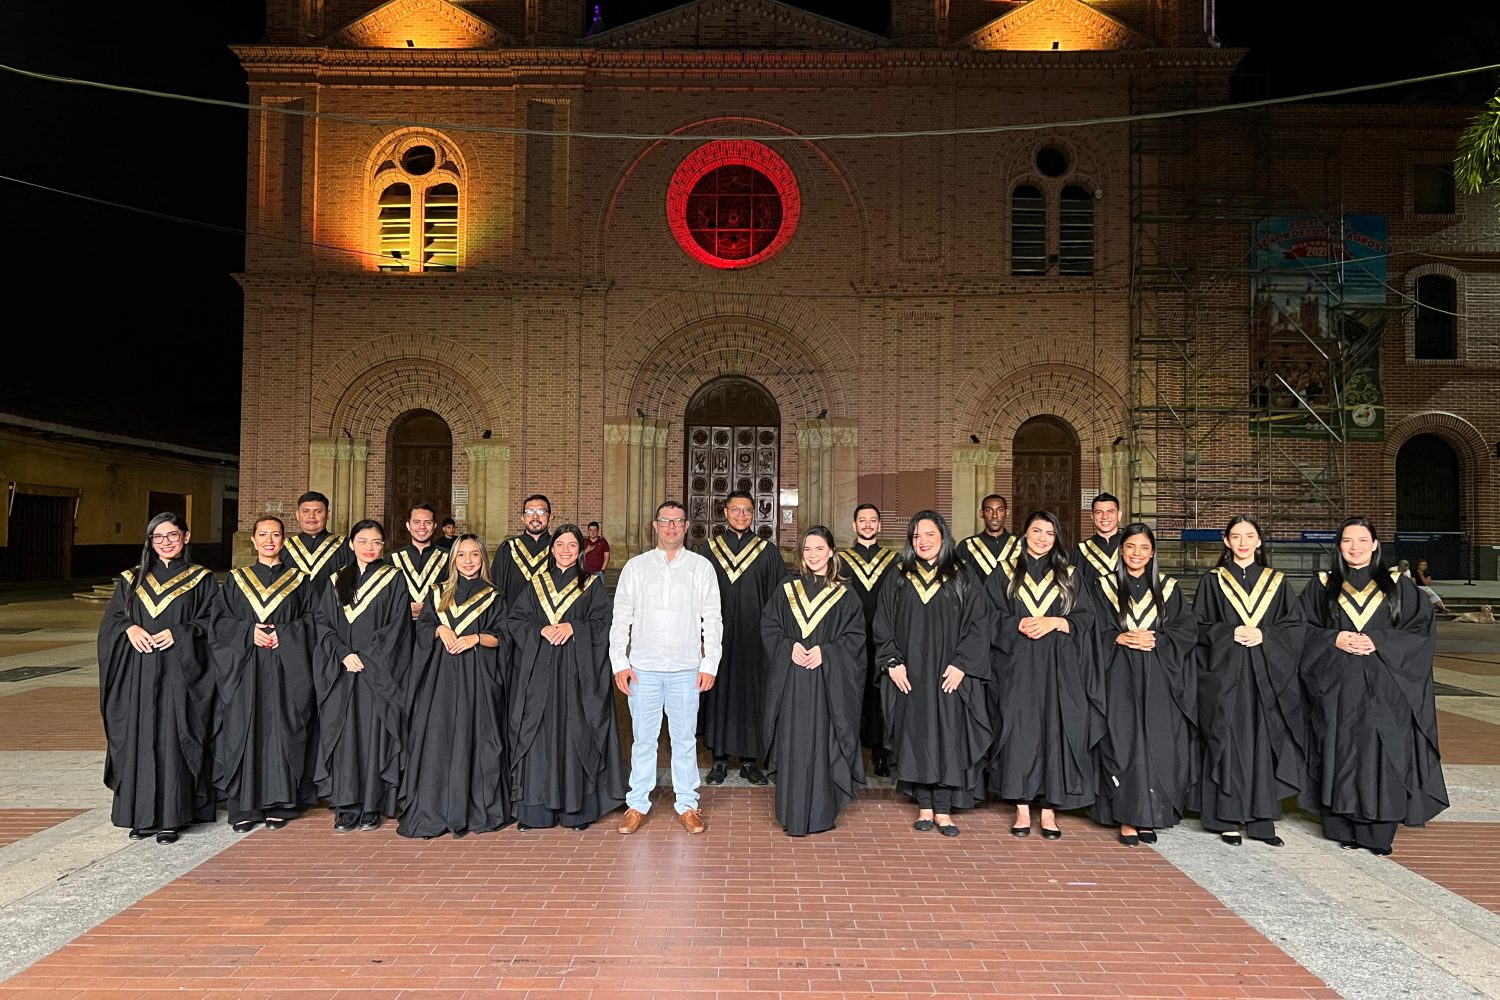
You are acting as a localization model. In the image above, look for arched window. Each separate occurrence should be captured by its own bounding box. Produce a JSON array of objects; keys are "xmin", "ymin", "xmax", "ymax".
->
[
  {"xmin": 1414, "ymin": 274, "xmax": 1457, "ymax": 360},
  {"xmin": 1058, "ymin": 185, "xmax": 1094, "ymax": 276},
  {"xmin": 1011, "ymin": 185, "xmax": 1047, "ymax": 276},
  {"xmin": 370, "ymin": 138, "xmax": 463, "ymax": 273}
]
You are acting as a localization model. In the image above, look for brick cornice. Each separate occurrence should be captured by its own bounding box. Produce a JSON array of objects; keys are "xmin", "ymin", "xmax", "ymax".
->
[
  {"xmin": 961, "ymin": 0, "xmax": 1153, "ymax": 50},
  {"xmin": 584, "ymin": 0, "xmax": 887, "ymax": 50},
  {"xmin": 235, "ymin": 272, "xmax": 612, "ymax": 295}
]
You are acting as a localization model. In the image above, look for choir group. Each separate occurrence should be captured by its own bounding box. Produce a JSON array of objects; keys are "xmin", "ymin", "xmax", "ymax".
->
[{"xmin": 96, "ymin": 487, "xmax": 1447, "ymax": 854}]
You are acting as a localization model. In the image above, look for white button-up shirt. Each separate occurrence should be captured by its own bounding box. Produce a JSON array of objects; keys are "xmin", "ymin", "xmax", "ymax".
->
[{"xmin": 609, "ymin": 546, "xmax": 723, "ymax": 676}]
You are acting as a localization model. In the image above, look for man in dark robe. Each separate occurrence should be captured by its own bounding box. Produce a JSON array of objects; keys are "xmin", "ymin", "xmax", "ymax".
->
[
  {"xmin": 435, "ymin": 518, "xmax": 458, "ymax": 551},
  {"xmin": 959, "ymin": 494, "xmax": 1019, "ymax": 583},
  {"xmin": 491, "ymin": 493, "xmax": 553, "ymax": 606},
  {"xmin": 284, "ymin": 491, "xmax": 352, "ymax": 595},
  {"xmin": 1073, "ymin": 492, "xmax": 1122, "ymax": 579},
  {"xmin": 697, "ymin": 490, "xmax": 788, "ymax": 784},
  {"xmin": 391, "ymin": 502, "xmax": 449, "ymax": 621},
  {"xmin": 840, "ymin": 503, "xmax": 899, "ymax": 775}
]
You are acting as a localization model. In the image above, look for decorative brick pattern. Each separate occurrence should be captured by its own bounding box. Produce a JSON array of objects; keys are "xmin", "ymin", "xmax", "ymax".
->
[
  {"xmin": 1388, "ymin": 822, "xmax": 1500, "ymax": 917},
  {"xmin": 0, "ymin": 688, "xmax": 104, "ymax": 751},
  {"xmin": 0, "ymin": 809, "xmax": 85, "ymax": 849}
]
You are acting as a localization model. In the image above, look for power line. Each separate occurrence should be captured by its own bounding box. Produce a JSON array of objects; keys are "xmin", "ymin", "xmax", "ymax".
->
[{"xmin": 3, "ymin": 58, "xmax": 1499, "ymax": 143}]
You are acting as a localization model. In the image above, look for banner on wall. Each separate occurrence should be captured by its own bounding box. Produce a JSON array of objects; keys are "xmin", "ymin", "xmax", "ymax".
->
[{"xmin": 1249, "ymin": 215, "xmax": 1388, "ymax": 442}]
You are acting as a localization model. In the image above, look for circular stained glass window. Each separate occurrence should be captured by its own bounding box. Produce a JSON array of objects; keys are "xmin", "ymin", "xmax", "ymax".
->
[{"xmin": 667, "ymin": 140, "xmax": 801, "ymax": 269}]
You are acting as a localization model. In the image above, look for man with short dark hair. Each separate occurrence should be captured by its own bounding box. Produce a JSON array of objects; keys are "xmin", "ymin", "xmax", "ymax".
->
[
  {"xmin": 284, "ymin": 491, "xmax": 352, "ymax": 593},
  {"xmin": 435, "ymin": 518, "xmax": 457, "ymax": 551},
  {"xmin": 391, "ymin": 503, "xmax": 448, "ymax": 620},
  {"xmin": 841, "ymin": 503, "xmax": 898, "ymax": 776},
  {"xmin": 582, "ymin": 521, "xmax": 611, "ymax": 575},
  {"xmin": 491, "ymin": 494, "xmax": 553, "ymax": 605},
  {"xmin": 1075, "ymin": 492, "xmax": 1122, "ymax": 577},
  {"xmin": 959, "ymin": 494, "xmax": 1018, "ymax": 582}
]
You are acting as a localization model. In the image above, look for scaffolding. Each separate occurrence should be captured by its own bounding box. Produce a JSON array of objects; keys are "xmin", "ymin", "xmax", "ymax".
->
[{"xmin": 1127, "ymin": 70, "xmax": 1352, "ymax": 572}]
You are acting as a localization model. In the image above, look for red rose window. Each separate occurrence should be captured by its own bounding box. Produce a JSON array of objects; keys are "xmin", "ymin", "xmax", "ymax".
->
[{"xmin": 667, "ymin": 140, "xmax": 800, "ymax": 269}]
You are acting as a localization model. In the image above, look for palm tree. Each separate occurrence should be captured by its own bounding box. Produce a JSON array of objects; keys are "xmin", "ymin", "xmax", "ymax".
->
[{"xmin": 1456, "ymin": 95, "xmax": 1500, "ymax": 204}]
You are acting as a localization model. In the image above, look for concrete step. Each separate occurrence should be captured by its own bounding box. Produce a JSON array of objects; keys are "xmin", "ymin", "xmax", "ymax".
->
[{"xmin": 73, "ymin": 583, "xmax": 116, "ymax": 604}]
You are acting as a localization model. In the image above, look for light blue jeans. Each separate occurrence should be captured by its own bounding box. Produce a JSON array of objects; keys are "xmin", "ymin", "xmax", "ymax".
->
[{"xmin": 626, "ymin": 669, "xmax": 700, "ymax": 815}]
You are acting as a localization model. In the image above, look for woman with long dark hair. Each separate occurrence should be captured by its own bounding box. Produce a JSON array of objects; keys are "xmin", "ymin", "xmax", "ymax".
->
[
  {"xmin": 1193, "ymin": 515, "xmax": 1306, "ymax": 847},
  {"xmin": 400, "ymin": 533, "xmax": 511, "ymax": 838},
  {"xmin": 1298, "ymin": 517, "xmax": 1447, "ymax": 854},
  {"xmin": 313, "ymin": 519, "xmax": 412, "ymax": 832},
  {"xmin": 874, "ymin": 510, "xmax": 993, "ymax": 836},
  {"xmin": 209, "ymin": 515, "xmax": 318, "ymax": 832},
  {"xmin": 986, "ymin": 510, "xmax": 1100, "ymax": 840},
  {"xmin": 97, "ymin": 512, "xmax": 218, "ymax": 843},
  {"xmin": 761, "ymin": 525, "xmax": 867, "ymax": 836},
  {"xmin": 1088, "ymin": 523, "xmax": 1197, "ymax": 846},
  {"xmin": 506, "ymin": 523, "xmax": 624, "ymax": 831}
]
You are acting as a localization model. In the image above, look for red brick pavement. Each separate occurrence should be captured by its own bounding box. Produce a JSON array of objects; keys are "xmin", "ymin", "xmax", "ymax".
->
[
  {"xmin": 0, "ymin": 687, "xmax": 103, "ymax": 751},
  {"xmin": 1435, "ymin": 710, "xmax": 1500, "ymax": 765},
  {"xmin": 1389, "ymin": 822, "xmax": 1500, "ymax": 917},
  {"xmin": 0, "ymin": 808, "xmax": 85, "ymax": 849},
  {"xmin": 0, "ymin": 789, "xmax": 1336, "ymax": 999}
]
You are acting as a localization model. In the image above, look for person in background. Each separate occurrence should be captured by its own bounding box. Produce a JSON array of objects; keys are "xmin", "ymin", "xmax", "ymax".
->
[{"xmin": 582, "ymin": 521, "xmax": 611, "ymax": 575}]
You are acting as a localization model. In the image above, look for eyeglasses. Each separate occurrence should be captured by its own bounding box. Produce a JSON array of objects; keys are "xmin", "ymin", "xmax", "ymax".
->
[
  {"xmin": 655, "ymin": 518, "xmax": 687, "ymax": 527},
  {"xmin": 523, "ymin": 508, "xmax": 549, "ymax": 517},
  {"xmin": 725, "ymin": 506, "xmax": 754, "ymax": 515},
  {"xmin": 150, "ymin": 532, "xmax": 184, "ymax": 544}
]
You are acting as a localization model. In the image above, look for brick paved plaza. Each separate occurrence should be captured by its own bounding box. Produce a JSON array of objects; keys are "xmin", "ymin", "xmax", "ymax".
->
[{"xmin": 0, "ymin": 596, "xmax": 1497, "ymax": 999}]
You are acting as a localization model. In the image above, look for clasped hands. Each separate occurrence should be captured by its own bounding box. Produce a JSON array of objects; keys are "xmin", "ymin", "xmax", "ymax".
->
[
  {"xmin": 887, "ymin": 663, "xmax": 965, "ymax": 694},
  {"xmin": 1018, "ymin": 615, "xmax": 1068, "ymax": 639},
  {"xmin": 435, "ymin": 624, "xmax": 482, "ymax": 654},
  {"xmin": 1232, "ymin": 625, "xmax": 1263, "ymax": 647},
  {"xmin": 539, "ymin": 623, "xmax": 574, "ymax": 647},
  {"xmin": 1335, "ymin": 630, "xmax": 1377, "ymax": 656},
  {"xmin": 1115, "ymin": 628, "xmax": 1157, "ymax": 650},
  {"xmin": 252, "ymin": 624, "xmax": 279, "ymax": 649},
  {"xmin": 791, "ymin": 641, "xmax": 823, "ymax": 669},
  {"xmin": 126, "ymin": 624, "xmax": 175, "ymax": 653}
]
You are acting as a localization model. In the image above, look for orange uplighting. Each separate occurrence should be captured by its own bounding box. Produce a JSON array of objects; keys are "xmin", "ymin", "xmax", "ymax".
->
[{"xmin": 967, "ymin": 0, "xmax": 1138, "ymax": 51}]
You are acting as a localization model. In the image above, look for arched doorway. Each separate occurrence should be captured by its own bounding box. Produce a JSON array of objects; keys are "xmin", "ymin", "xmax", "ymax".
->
[
  {"xmin": 684, "ymin": 376, "xmax": 779, "ymax": 544},
  {"xmin": 1396, "ymin": 433, "xmax": 1461, "ymax": 577},
  {"xmin": 387, "ymin": 409, "xmax": 452, "ymax": 548},
  {"xmin": 1012, "ymin": 415, "xmax": 1081, "ymax": 547}
]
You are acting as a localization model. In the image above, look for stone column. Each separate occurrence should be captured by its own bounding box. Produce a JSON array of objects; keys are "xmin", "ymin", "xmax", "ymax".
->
[
  {"xmin": 464, "ymin": 441, "xmax": 511, "ymax": 542},
  {"xmin": 1098, "ymin": 442, "xmax": 1135, "ymax": 520},
  {"xmin": 951, "ymin": 444, "xmax": 1000, "ymax": 539},
  {"xmin": 309, "ymin": 436, "xmax": 369, "ymax": 534},
  {"xmin": 795, "ymin": 419, "xmax": 859, "ymax": 535},
  {"xmin": 604, "ymin": 418, "xmax": 671, "ymax": 558}
]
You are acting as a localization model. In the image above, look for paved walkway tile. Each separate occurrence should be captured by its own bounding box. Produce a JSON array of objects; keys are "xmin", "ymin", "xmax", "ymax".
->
[
  {"xmin": 1435, "ymin": 654, "xmax": 1500, "ymax": 677},
  {"xmin": 0, "ymin": 689, "xmax": 104, "ymax": 751},
  {"xmin": 0, "ymin": 789, "xmax": 1335, "ymax": 999},
  {"xmin": 1435, "ymin": 712, "xmax": 1500, "ymax": 765},
  {"xmin": 1388, "ymin": 822, "xmax": 1500, "ymax": 916},
  {"xmin": 0, "ymin": 809, "xmax": 86, "ymax": 849}
]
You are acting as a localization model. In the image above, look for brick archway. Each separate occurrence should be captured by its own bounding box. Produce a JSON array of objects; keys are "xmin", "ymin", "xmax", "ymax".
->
[{"xmin": 1377, "ymin": 410, "xmax": 1493, "ymax": 545}]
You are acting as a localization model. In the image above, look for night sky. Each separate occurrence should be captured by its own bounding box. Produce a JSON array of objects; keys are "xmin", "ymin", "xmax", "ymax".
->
[{"xmin": 0, "ymin": 1, "xmax": 1493, "ymax": 451}]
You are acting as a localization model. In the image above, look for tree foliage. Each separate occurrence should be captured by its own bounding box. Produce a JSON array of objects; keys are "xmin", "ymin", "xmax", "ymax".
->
[{"xmin": 1456, "ymin": 95, "xmax": 1500, "ymax": 202}]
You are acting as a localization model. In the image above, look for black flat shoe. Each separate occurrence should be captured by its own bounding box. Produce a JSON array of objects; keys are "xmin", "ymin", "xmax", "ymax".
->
[
  {"xmin": 333, "ymin": 813, "xmax": 358, "ymax": 833},
  {"xmin": 873, "ymin": 760, "xmax": 891, "ymax": 778},
  {"xmin": 1340, "ymin": 841, "xmax": 1360, "ymax": 850},
  {"xmin": 936, "ymin": 823, "xmax": 960, "ymax": 838},
  {"xmin": 1370, "ymin": 847, "xmax": 1393, "ymax": 857},
  {"xmin": 705, "ymin": 762, "xmax": 728, "ymax": 785},
  {"xmin": 1010, "ymin": 825, "xmax": 1031, "ymax": 838},
  {"xmin": 1138, "ymin": 830, "xmax": 1157, "ymax": 845},
  {"xmin": 155, "ymin": 830, "xmax": 179, "ymax": 845},
  {"xmin": 1220, "ymin": 832, "xmax": 1242, "ymax": 846},
  {"xmin": 231, "ymin": 820, "xmax": 258, "ymax": 834},
  {"xmin": 265, "ymin": 817, "xmax": 288, "ymax": 830},
  {"xmin": 1118, "ymin": 833, "xmax": 1140, "ymax": 847},
  {"xmin": 516, "ymin": 823, "xmax": 532, "ymax": 831},
  {"xmin": 913, "ymin": 819, "xmax": 936, "ymax": 832},
  {"xmin": 740, "ymin": 763, "xmax": 768, "ymax": 785},
  {"xmin": 1251, "ymin": 835, "xmax": 1285, "ymax": 848},
  {"xmin": 1040, "ymin": 826, "xmax": 1062, "ymax": 841},
  {"xmin": 128, "ymin": 829, "xmax": 149, "ymax": 841},
  {"xmin": 571, "ymin": 823, "xmax": 592, "ymax": 832},
  {"xmin": 358, "ymin": 813, "xmax": 381, "ymax": 831}
]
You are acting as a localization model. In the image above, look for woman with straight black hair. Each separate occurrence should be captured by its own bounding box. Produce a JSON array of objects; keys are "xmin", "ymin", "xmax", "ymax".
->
[
  {"xmin": 313, "ymin": 519, "xmax": 412, "ymax": 832},
  {"xmin": 1193, "ymin": 514, "xmax": 1306, "ymax": 847},
  {"xmin": 1088, "ymin": 523, "xmax": 1197, "ymax": 846},
  {"xmin": 874, "ymin": 510, "xmax": 993, "ymax": 836},
  {"xmin": 1298, "ymin": 517, "xmax": 1447, "ymax": 854},
  {"xmin": 401, "ymin": 533, "xmax": 511, "ymax": 838},
  {"xmin": 506, "ymin": 523, "xmax": 624, "ymax": 831},
  {"xmin": 98, "ymin": 512, "xmax": 218, "ymax": 843},
  {"xmin": 762, "ymin": 525, "xmax": 867, "ymax": 836},
  {"xmin": 986, "ymin": 510, "xmax": 1100, "ymax": 840}
]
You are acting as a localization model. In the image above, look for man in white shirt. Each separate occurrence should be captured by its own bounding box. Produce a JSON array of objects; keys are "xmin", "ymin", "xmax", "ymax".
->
[{"xmin": 610, "ymin": 500, "xmax": 723, "ymax": 834}]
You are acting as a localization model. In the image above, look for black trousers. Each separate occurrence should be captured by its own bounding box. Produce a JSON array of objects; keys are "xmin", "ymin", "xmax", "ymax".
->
[
  {"xmin": 909, "ymin": 782, "xmax": 956, "ymax": 812},
  {"xmin": 1323, "ymin": 813, "xmax": 1397, "ymax": 852}
]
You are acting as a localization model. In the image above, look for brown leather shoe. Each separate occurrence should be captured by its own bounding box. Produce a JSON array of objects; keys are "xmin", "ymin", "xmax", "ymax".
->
[
  {"xmin": 616, "ymin": 808, "xmax": 646, "ymax": 835},
  {"xmin": 678, "ymin": 808, "xmax": 706, "ymax": 834}
]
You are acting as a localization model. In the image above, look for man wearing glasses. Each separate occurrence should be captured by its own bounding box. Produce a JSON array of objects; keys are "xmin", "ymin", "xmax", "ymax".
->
[
  {"xmin": 490, "ymin": 494, "xmax": 554, "ymax": 605},
  {"xmin": 610, "ymin": 501, "xmax": 722, "ymax": 835}
]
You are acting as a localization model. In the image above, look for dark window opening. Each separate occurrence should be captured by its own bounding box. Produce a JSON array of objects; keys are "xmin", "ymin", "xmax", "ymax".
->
[
  {"xmin": 1011, "ymin": 185, "xmax": 1047, "ymax": 276},
  {"xmin": 1414, "ymin": 274, "xmax": 1457, "ymax": 360}
]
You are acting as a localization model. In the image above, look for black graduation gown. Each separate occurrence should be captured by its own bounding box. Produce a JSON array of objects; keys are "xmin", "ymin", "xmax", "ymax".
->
[
  {"xmin": 1089, "ymin": 572, "xmax": 1198, "ymax": 829},
  {"xmin": 1193, "ymin": 563, "xmax": 1307, "ymax": 830},
  {"xmin": 491, "ymin": 532, "xmax": 552, "ymax": 607},
  {"xmin": 958, "ymin": 532, "xmax": 1019, "ymax": 584},
  {"xmin": 313, "ymin": 561, "xmax": 413, "ymax": 816},
  {"xmin": 986, "ymin": 553, "xmax": 1102, "ymax": 809},
  {"xmin": 391, "ymin": 542, "xmax": 449, "ymax": 613},
  {"xmin": 399, "ymin": 576, "xmax": 510, "ymax": 837},
  {"xmin": 97, "ymin": 559, "xmax": 218, "ymax": 832},
  {"xmin": 875, "ymin": 561, "xmax": 994, "ymax": 808},
  {"xmin": 1073, "ymin": 533, "xmax": 1120, "ymax": 580},
  {"xmin": 840, "ymin": 542, "xmax": 899, "ymax": 752},
  {"xmin": 506, "ymin": 567, "xmax": 625, "ymax": 829},
  {"xmin": 209, "ymin": 560, "xmax": 317, "ymax": 822},
  {"xmin": 696, "ymin": 530, "xmax": 789, "ymax": 759},
  {"xmin": 285, "ymin": 531, "xmax": 352, "ymax": 596},
  {"xmin": 761, "ymin": 577, "xmax": 867, "ymax": 836},
  {"xmin": 1299, "ymin": 569, "xmax": 1447, "ymax": 847}
]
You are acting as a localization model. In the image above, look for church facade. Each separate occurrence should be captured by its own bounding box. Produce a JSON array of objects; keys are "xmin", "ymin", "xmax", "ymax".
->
[{"xmin": 235, "ymin": 0, "xmax": 1499, "ymax": 571}]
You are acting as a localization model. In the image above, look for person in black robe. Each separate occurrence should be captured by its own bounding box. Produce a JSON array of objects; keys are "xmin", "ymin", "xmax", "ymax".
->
[
  {"xmin": 875, "ymin": 510, "xmax": 993, "ymax": 836},
  {"xmin": 697, "ymin": 489, "xmax": 789, "ymax": 785},
  {"xmin": 506, "ymin": 524, "xmax": 625, "ymax": 831},
  {"xmin": 1193, "ymin": 514, "xmax": 1307, "ymax": 847},
  {"xmin": 1298, "ymin": 517, "xmax": 1447, "ymax": 855},
  {"xmin": 1073, "ymin": 492, "xmax": 1122, "ymax": 579},
  {"xmin": 209, "ymin": 515, "xmax": 317, "ymax": 832},
  {"xmin": 285, "ymin": 491, "xmax": 353, "ymax": 596},
  {"xmin": 841, "ymin": 503, "xmax": 899, "ymax": 776},
  {"xmin": 313, "ymin": 519, "xmax": 413, "ymax": 832},
  {"xmin": 958, "ymin": 494, "xmax": 1019, "ymax": 584},
  {"xmin": 986, "ymin": 510, "xmax": 1100, "ymax": 839},
  {"xmin": 490, "ymin": 493, "xmax": 554, "ymax": 606},
  {"xmin": 436, "ymin": 518, "xmax": 458, "ymax": 551},
  {"xmin": 762, "ymin": 526, "xmax": 867, "ymax": 836},
  {"xmin": 1087, "ymin": 523, "xmax": 1197, "ymax": 846},
  {"xmin": 391, "ymin": 502, "xmax": 449, "ymax": 622},
  {"xmin": 97, "ymin": 512, "xmax": 218, "ymax": 844},
  {"xmin": 400, "ymin": 534, "xmax": 510, "ymax": 838}
]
